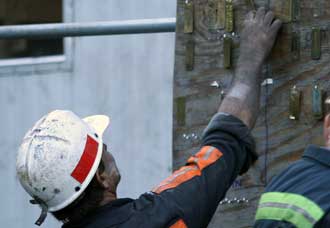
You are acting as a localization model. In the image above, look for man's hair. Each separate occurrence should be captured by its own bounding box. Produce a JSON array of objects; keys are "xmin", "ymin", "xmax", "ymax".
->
[{"xmin": 52, "ymin": 161, "xmax": 105, "ymax": 224}]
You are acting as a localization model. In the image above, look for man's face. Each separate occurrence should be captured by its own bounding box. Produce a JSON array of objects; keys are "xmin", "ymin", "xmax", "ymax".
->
[{"xmin": 101, "ymin": 144, "xmax": 121, "ymax": 191}]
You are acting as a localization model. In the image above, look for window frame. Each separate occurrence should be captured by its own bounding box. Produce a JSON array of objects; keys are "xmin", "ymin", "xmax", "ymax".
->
[{"xmin": 0, "ymin": 0, "xmax": 74, "ymax": 76}]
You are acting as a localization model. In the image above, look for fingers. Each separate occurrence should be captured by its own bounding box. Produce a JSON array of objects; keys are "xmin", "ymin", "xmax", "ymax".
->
[
  {"xmin": 245, "ymin": 10, "xmax": 256, "ymax": 22},
  {"xmin": 255, "ymin": 7, "xmax": 266, "ymax": 21},
  {"xmin": 264, "ymin": 11, "xmax": 275, "ymax": 26},
  {"xmin": 270, "ymin": 19, "xmax": 282, "ymax": 33}
]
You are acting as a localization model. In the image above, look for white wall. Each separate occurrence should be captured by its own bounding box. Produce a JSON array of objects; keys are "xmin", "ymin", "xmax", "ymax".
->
[{"xmin": 0, "ymin": 0, "xmax": 176, "ymax": 227}]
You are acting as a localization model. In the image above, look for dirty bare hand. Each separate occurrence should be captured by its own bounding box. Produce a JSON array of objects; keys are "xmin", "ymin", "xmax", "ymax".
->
[
  {"xmin": 219, "ymin": 8, "xmax": 282, "ymax": 129},
  {"xmin": 238, "ymin": 7, "xmax": 282, "ymax": 69}
]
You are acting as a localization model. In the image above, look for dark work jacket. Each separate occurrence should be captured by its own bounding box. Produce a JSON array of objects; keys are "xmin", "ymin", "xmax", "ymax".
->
[
  {"xmin": 254, "ymin": 145, "xmax": 330, "ymax": 228},
  {"xmin": 63, "ymin": 113, "xmax": 257, "ymax": 228}
]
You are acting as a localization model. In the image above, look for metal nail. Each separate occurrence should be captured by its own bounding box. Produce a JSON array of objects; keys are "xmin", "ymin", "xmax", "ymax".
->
[
  {"xmin": 261, "ymin": 78, "xmax": 274, "ymax": 86},
  {"xmin": 210, "ymin": 81, "xmax": 220, "ymax": 88}
]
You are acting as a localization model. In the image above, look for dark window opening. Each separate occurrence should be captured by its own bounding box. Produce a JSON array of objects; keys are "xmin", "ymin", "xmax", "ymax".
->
[{"xmin": 0, "ymin": 0, "xmax": 63, "ymax": 60}]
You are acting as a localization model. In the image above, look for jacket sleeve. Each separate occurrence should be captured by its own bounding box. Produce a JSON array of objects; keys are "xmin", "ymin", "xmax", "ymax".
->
[{"xmin": 151, "ymin": 113, "xmax": 257, "ymax": 228}]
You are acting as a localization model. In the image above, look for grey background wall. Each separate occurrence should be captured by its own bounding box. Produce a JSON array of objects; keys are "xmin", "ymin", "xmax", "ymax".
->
[{"xmin": 0, "ymin": 0, "xmax": 176, "ymax": 227}]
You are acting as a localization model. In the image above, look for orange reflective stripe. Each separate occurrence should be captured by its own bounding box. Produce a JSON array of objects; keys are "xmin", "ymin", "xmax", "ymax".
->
[
  {"xmin": 152, "ymin": 146, "xmax": 223, "ymax": 194},
  {"xmin": 153, "ymin": 164, "xmax": 200, "ymax": 194},
  {"xmin": 187, "ymin": 145, "xmax": 222, "ymax": 170},
  {"xmin": 170, "ymin": 219, "xmax": 187, "ymax": 228}
]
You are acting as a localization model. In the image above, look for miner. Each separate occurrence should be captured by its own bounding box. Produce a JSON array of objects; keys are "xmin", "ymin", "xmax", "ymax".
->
[{"xmin": 16, "ymin": 8, "xmax": 281, "ymax": 228}]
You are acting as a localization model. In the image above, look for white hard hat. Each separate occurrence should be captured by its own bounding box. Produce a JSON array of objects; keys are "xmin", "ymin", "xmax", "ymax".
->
[{"xmin": 16, "ymin": 110, "xmax": 110, "ymax": 224}]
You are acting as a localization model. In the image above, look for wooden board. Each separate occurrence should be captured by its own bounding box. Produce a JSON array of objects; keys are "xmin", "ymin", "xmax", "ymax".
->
[{"xmin": 173, "ymin": 0, "xmax": 330, "ymax": 227}]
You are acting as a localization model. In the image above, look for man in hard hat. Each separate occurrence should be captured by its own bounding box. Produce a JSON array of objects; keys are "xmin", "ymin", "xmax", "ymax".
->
[
  {"xmin": 254, "ymin": 99, "xmax": 330, "ymax": 227},
  {"xmin": 16, "ymin": 8, "xmax": 281, "ymax": 228}
]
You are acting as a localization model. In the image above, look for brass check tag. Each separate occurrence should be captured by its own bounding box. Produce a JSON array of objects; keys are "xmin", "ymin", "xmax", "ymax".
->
[
  {"xmin": 312, "ymin": 85, "xmax": 323, "ymax": 120},
  {"xmin": 176, "ymin": 97, "xmax": 186, "ymax": 126},
  {"xmin": 223, "ymin": 36, "xmax": 232, "ymax": 69},
  {"xmin": 289, "ymin": 86, "xmax": 301, "ymax": 120},
  {"xmin": 291, "ymin": 32, "xmax": 300, "ymax": 61},
  {"xmin": 291, "ymin": 0, "xmax": 299, "ymax": 21},
  {"xmin": 225, "ymin": 0, "xmax": 234, "ymax": 32},
  {"xmin": 208, "ymin": 0, "xmax": 218, "ymax": 30},
  {"xmin": 311, "ymin": 27, "xmax": 321, "ymax": 60},
  {"xmin": 184, "ymin": 1, "xmax": 194, "ymax": 34},
  {"xmin": 217, "ymin": 0, "xmax": 226, "ymax": 29},
  {"xmin": 185, "ymin": 38, "xmax": 195, "ymax": 71}
]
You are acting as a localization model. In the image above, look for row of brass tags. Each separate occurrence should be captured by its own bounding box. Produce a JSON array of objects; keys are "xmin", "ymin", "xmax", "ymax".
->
[
  {"xmin": 289, "ymin": 85, "xmax": 324, "ymax": 121},
  {"xmin": 209, "ymin": 0, "xmax": 233, "ymax": 68},
  {"xmin": 271, "ymin": 0, "xmax": 299, "ymax": 23},
  {"xmin": 207, "ymin": 0, "xmax": 233, "ymax": 31},
  {"xmin": 271, "ymin": 0, "xmax": 322, "ymax": 61},
  {"xmin": 290, "ymin": 28, "xmax": 321, "ymax": 61},
  {"xmin": 185, "ymin": 0, "xmax": 234, "ymax": 70},
  {"xmin": 208, "ymin": 0, "xmax": 225, "ymax": 30},
  {"xmin": 290, "ymin": 28, "xmax": 322, "ymax": 61},
  {"xmin": 271, "ymin": 1, "xmax": 323, "ymax": 61}
]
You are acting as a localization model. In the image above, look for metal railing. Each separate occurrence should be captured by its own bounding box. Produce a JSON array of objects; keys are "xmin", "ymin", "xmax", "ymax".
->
[{"xmin": 0, "ymin": 18, "xmax": 176, "ymax": 39}]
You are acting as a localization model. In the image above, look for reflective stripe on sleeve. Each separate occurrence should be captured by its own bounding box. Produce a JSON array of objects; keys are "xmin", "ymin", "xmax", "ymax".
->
[
  {"xmin": 255, "ymin": 192, "xmax": 324, "ymax": 228},
  {"xmin": 169, "ymin": 219, "xmax": 187, "ymax": 228},
  {"xmin": 152, "ymin": 146, "xmax": 223, "ymax": 194}
]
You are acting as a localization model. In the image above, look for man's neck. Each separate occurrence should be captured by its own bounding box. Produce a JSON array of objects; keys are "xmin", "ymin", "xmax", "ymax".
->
[{"xmin": 99, "ymin": 191, "xmax": 117, "ymax": 206}]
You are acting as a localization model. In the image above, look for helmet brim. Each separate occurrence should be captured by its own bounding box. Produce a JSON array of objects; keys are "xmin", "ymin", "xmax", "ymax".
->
[{"xmin": 83, "ymin": 115, "xmax": 110, "ymax": 137}]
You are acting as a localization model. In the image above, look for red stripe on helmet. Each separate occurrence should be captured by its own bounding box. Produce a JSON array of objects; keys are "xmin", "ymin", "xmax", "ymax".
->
[{"xmin": 71, "ymin": 135, "xmax": 99, "ymax": 184}]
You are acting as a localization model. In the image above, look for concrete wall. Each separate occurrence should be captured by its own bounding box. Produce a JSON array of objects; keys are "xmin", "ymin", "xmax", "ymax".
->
[{"xmin": 0, "ymin": 0, "xmax": 176, "ymax": 227}]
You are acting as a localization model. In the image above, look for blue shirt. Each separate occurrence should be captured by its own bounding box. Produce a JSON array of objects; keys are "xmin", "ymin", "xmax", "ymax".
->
[{"xmin": 255, "ymin": 145, "xmax": 330, "ymax": 228}]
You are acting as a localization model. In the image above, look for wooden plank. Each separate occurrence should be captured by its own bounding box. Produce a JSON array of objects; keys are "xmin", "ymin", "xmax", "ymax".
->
[{"xmin": 173, "ymin": 0, "xmax": 330, "ymax": 227}]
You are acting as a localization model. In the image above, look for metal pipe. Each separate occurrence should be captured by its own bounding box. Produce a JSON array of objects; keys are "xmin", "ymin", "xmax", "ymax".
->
[{"xmin": 0, "ymin": 18, "xmax": 176, "ymax": 39}]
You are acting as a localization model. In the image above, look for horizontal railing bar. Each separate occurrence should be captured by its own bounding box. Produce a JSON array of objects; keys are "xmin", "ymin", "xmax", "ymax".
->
[{"xmin": 0, "ymin": 18, "xmax": 176, "ymax": 39}]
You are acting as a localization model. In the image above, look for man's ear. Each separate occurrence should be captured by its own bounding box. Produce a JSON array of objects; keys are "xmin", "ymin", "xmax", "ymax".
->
[
  {"xmin": 95, "ymin": 168, "xmax": 110, "ymax": 189},
  {"xmin": 324, "ymin": 114, "xmax": 330, "ymax": 147}
]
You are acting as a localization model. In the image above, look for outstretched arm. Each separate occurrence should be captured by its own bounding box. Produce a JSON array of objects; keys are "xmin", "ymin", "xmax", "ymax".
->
[
  {"xmin": 219, "ymin": 7, "xmax": 282, "ymax": 129},
  {"xmin": 147, "ymin": 8, "xmax": 282, "ymax": 228}
]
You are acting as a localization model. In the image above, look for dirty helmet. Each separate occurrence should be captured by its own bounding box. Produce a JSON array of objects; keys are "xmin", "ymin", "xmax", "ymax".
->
[{"xmin": 16, "ymin": 110, "xmax": 109, "ymax": 225}]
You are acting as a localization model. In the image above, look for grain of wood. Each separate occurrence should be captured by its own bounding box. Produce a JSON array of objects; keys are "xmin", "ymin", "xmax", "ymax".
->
[{"xmin": 173, "ymin": 0, "xmax": 330, "ymax": 227}]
